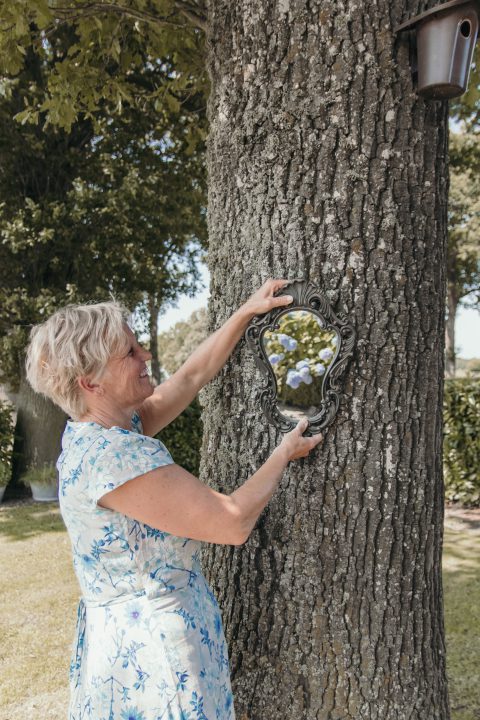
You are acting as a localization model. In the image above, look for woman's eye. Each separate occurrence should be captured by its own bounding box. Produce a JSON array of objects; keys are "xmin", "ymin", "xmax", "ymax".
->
[{"xmin": 128, "ymin": 348, "xmax": 134, "ymax": 356}]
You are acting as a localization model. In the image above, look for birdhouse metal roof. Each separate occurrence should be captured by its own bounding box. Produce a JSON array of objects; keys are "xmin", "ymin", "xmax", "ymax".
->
[{"xmin": 395, "ymin": 0, "xmax": 480, "ymax": 33}]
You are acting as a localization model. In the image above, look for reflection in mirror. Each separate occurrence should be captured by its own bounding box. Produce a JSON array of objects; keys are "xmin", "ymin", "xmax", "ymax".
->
[{"xmin": 262, "ymin": 310, "xmax": 338, "ymax": 423}]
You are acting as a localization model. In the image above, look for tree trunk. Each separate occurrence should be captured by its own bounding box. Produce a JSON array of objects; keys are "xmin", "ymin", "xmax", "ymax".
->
[
  {"xmin": 6, "ymin": 363, "xmax": 67, "ymax": 500},
  {"xmin": 445, "ymin": 248, "xmax": 458, "ymax": 378},
  {"xmin": 445, "ymin": 283, "xmax": 457, "ymax": 378},
  {"xmin": 201, "ymin": 2, "xmax": 450, "ymax": 719},
  {"xmin": 148, "ymin": 294, "xmax": 162, "ymax": 385}
]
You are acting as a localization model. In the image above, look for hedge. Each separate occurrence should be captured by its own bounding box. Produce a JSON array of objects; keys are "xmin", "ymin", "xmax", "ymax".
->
[
  {"xmin": 0, "ymin": 400, "xmax": 14, "ymax": 486},
  {"xmin": 443, "ymin": 379, "xmax": 480, "ymax": 507},
  {"xmin": 155, "ymin": 396, "xmax": 203, "ymax": 476}
]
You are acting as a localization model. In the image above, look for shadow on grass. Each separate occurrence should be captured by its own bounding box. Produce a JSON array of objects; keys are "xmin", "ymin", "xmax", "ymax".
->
[
  {"xmin": 443, "ymin": 530, "xmax": 480, "ymax": 720},
  {"xmin": 0, "ymin": 501, "xmax": 66, "ymax": 541}
]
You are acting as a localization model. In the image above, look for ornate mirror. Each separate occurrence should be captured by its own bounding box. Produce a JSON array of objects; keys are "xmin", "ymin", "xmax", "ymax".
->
[{"xmin": 244, "ymin": 279, "xmax": 356, "ymax": 436}]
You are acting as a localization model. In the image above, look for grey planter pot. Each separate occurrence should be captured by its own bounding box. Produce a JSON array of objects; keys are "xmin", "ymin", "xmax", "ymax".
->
[{"xmin": 30, "ymin": 482, "xmax": 58, "ymax": 502}]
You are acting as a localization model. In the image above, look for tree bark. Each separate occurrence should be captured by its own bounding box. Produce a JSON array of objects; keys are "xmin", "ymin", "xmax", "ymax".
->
[
  {"xmin": 6, "ymin": 363, "xmax": 67, "ymax": 500},
  {"xmin": 201, "ymin": 2, "xmax": 450, "ymax": 719},
  {"xmin": 148, "ymin": 294, "xmax": 162, "ymax": 385}
]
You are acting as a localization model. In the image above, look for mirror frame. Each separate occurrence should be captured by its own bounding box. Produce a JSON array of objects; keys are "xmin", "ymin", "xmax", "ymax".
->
[{"xmin": 244, "ymin": 278, "xmax": 356, "ymax": 436}]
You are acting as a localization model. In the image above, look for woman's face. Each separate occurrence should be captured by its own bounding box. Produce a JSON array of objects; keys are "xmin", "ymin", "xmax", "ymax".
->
[{"xmin": 98, "ymin": 325, "xmax": 154, "ymax": 409}]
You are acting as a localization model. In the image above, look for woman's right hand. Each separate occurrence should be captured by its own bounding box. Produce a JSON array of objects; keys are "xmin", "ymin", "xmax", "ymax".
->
[{"xmin": 276, "ymin": 418, "xmax": 323, "ymax": 462}]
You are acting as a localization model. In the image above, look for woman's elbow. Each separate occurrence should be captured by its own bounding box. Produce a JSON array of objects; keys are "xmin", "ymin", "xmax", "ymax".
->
[
  {"xmin": 223, "ymin": 498, "xmax": 249, "ymax": 546},
  {"xmin": 231, "ymin": 530, "xmax": 248, "ymax": 546}
]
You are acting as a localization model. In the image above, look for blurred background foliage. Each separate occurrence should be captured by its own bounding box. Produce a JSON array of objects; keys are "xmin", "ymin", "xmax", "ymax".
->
[
  {"xmin": 156, "ymin": 397, "xmax": 203, "ymax": 476},
  {"xmin": 157, "ymin": 307, "xmax": 208, "ymax": 378},
  {"xmin": 444, "ymin": 379, "xmax": 480, "ymax": 507}
]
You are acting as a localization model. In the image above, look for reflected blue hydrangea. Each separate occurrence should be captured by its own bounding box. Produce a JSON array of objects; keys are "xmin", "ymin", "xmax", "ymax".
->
[
  {"xmin": 319, "ymin": 348, "xmax": 333, "ymax": 361},
  {"xmin": 268, "ymin": 353, "xmax": 285, "ymax": 365},
  {"xmin": 298, "ymin": 366, "xmax": 311, "ymax": 380},
  {"xmin": 286, "ymin": 366, "xmax": 314, "ymax": 388},
  {"xmin": 331, "ymin": 335, "xmax": 338, "ymax": 347},
  {"xmin": 286, "ymin": 369, "xmax": 302, "ymax": 388},
  {"xmin": 295, "ymin": 359, "xmax": 310, "ymax": 370},
  {"xmin": 314, "ymin": 363, "xmax": 326, "ymax": 375},
  {"xmin": 278, "ymin": 334, "xmax": 297, "ymax": 351}
]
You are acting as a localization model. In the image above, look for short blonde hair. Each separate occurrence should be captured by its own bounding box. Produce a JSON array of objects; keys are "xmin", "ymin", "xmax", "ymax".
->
[{"xmin": 25, "ymin": 301, "xmax": 131, "ymax": 419}]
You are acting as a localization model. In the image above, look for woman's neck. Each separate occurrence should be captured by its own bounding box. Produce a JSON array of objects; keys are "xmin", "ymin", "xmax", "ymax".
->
[{"xmin": 78, "ymin": 404, "xmax": 134, "ymax": 431}]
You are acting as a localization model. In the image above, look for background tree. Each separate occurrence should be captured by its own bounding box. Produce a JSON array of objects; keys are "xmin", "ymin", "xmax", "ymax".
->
[
  {"xmin": 157, "ymin": 307, "xmax": 208, "ymax": 377},
  {"xmin": 0, "ymin": 0, "xmax": 207, "ymax": 131},
  {"xmin": 0, "ymin": 26, "xmax": 207, "ymax": 493},
  {"xmin": 446, "ymin": 49, "xmax": 480, "ymax": 376},
  {"xmin": 446, "ymin": 131, "xmax": 480, "ymax": 377}
]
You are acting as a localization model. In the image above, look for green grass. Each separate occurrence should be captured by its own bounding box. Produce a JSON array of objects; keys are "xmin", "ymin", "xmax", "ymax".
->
[
  {"xmin": 0, "ymin": 502, "xmax": 78, "ymax": 720},
  {"xmin": 443, "ymin": 527, "xmax": 480, "ymax": 720},
  {"xmin": 0, "ymin": 502, "xmax": 478, "ymax": 719}
]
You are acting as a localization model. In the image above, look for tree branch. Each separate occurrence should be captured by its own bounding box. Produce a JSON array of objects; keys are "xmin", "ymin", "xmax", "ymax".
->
[
  {"xmin": 49, "ymin": 1, "xmax": 207, "ymax": 32},
  {"xmin": 173, "ymin": 1, "xmax": 207, "ymax": 31}
]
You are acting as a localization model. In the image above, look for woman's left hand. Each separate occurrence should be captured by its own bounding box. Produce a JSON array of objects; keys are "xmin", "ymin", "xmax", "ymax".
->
[{"xmin": 240, "ymin": 278, "xmax": 294, "ymax": 318}]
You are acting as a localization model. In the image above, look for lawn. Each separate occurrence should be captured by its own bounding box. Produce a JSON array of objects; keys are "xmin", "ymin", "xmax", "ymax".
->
[{"xmin": 0, "ymin": 502, "xmax": 478, "ymax": 720}]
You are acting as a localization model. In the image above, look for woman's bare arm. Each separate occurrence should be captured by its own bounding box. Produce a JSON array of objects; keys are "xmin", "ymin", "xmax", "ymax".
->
[
  {"xmin": 138, "ymin": 307, "xmax": 251, "ymax": 437},
  {"xmin": 98, "ymin": 419, "xmax": 322, "ymax": 546},
  {"xmin": 137, "ymin": 279, "xmax": 293, "ymax": 437}
]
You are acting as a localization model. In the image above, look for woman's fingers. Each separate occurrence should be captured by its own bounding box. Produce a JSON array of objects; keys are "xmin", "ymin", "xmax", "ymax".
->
[
  {"xmin": 264, "ymin": 278, "xmax": 289, "ymax": 293},
  {"xmin": 296, "ymin": 418, "xmax": 308, "ymax": 433},
  {"xmin": 274, "ymin": 278, "xmax": 290, "ymax": 291},
  {"xmin": 274, "ymin": 294, "xmax": 293, "ymax": 306}
]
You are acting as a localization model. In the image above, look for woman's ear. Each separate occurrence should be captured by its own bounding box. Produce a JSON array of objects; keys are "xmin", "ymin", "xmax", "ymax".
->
[{"xmin": 77, "ymin": 376, "xmax": 103, "ymax": 396}]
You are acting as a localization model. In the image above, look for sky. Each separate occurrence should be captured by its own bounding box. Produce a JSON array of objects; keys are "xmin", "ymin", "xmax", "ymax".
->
[{"xmin": 157, "ymin": 262, "xmax": 480, "ymax": 359}]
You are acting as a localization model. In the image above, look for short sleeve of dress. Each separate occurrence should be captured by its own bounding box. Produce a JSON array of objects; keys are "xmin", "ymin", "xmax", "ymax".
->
[{"xmin": 86, "ymin": 426, "xmax": 175, "ymax": 505}]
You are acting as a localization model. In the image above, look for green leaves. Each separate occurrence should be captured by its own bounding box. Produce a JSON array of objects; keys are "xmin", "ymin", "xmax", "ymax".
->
[
  {"xmin": 448, "ymin": 131, "xmax": 480, "ymax": 311},
  {"xmin": 444, "ymin": 379, "xmax": 480, "ymax": 506},
  {"xmin": 0, "ymin": 1, "xmax": 207, "ymax": 131},
  {"xmin": 0, "ymin": 22, "xmax": 207, "ymax": 391}
]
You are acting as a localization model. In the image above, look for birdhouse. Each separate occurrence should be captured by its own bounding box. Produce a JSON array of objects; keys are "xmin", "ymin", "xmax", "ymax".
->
[{"xmin": 395, "ymin": 0, "xmax": 480, "ymax": 99}]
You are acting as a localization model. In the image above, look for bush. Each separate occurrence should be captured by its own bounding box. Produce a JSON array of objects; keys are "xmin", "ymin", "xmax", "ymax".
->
[
  {"xmin": 443, "ymin": 379, "xmax": 480, "ymax": 507},
  {"xmin": 20, "ymin": 464, "xmax": 58, "ymax": 488},
  {"xmin": 0, "ymin": 459, "xmax": 11, "ymax": 487},
  {"xmin": 155, "ymin": 397, "xmax": 203, "ymax": 476},
  {"xmin": 0, "ymin": 400, "xmax": 14, "ymax": 487}
]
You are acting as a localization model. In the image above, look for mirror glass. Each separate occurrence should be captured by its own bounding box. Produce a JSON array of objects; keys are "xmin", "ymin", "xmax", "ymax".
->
[{"xmin": 261, "ymin": 310, "xmax": 339, "ymax": 422}]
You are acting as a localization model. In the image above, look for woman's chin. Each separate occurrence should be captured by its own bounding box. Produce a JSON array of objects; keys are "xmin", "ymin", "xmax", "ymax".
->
[{"xmin": 142, "ymin": 377, "xmax": 155, "ymax": 395}]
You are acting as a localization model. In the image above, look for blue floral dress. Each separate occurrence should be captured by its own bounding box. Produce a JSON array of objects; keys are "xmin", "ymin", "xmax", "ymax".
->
[{"xmin": 57, "ymin": 412, "xmax": 235, "ymax": 720}]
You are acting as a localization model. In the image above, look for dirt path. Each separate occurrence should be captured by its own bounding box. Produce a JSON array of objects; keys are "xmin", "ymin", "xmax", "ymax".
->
[{"xmin": 444, "ymin": 504, "xmax": 480, "ymax": 535}]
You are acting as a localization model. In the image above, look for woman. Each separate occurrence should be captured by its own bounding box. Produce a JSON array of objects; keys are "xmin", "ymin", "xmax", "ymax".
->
[{"xmin": 26, "ymin": 278, "xmax": 323, "ymax": 720}]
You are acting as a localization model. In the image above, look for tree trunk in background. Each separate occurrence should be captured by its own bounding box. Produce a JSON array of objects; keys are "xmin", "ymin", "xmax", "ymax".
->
[
  {"xmin": 445, "ymin": 249, "xmax": 458, "ymax": 378},
  {"xmin": 6, "ymin": 362, "xmax": 67, "ymax": 499},
  {"xmin": 148, "ymin": 294, "xmax": 162, "ymax": 385},
  {"xmin": 201, "ymin": 1, "xmax": 450, "ymax": 718}
]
